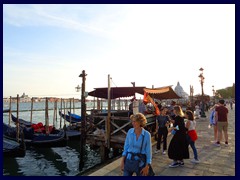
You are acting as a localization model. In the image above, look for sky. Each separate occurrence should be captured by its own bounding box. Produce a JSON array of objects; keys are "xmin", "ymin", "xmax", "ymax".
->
[{"xmin": 3, "ymin": 4, "xmax": 235, "ymax": 99}]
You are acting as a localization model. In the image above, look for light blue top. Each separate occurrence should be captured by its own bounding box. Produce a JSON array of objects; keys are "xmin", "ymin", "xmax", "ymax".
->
[
  {"xmin": 209, "ymin": 110, "xmax": 216, "ymax": 125},
  {"xmin": 122, "ymin": 128, "xmax": 152, "ymax": 165}
]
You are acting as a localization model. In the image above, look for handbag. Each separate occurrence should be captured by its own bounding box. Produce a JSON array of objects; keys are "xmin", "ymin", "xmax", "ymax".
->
[
  {"xmin": 188, "ymin": 130, "xmax": 198, "ymax": 141},
  {"xmin": 139, "ymin": 131, "xmax": 155, "ymax": 176},
  {"xmin": 148, "ymin": 164, "xmax": 155, "ymax": 176},
  {"xmin": 127, "ymin": 130, "xmax": 155, "ymax": 176}
]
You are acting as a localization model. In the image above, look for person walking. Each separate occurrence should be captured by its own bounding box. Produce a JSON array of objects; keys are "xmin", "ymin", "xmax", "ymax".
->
[
  {"xmin": 209, "ymin": 104, "xmax": 219, "ymax": 143},
  {"xmin": 168, "ymin": 105, "xmax": 189, "ymax": 167},
  {"xmin": 215, "ymin": 99, "xmax": 229, "ymax": 147},
  {"xmin": 120, "ymin": 113, "xmax": 152, "ymax": 176},
  {"xmin": 185, "ymin": 110, "xmax": 200, "ymax": 164},
  {"xmin": 194, "ymin": 103, "xmax": 200, "ymax": 119},
  {"xmin": 155, "ymin": 107, "xmax": 170, "ymax": 155}
]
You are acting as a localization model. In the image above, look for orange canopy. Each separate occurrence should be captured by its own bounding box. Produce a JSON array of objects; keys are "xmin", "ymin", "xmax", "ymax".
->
[{"xmin": 143, "ymin": 86, "xmax": 181, "ymax": 100}]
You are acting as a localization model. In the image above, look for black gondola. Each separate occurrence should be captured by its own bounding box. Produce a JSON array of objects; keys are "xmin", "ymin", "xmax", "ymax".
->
[
  {"xmin": 3, "ymin": 123, "xmax": 67, "ymax": 148},
  {"xmin": 3, "ymin": 137, "xmax": 26, "ymax": 158},
  {"xmin": 58, "ymin": 111, "xmax": 81, "ymax": 124},
  {"xmin": 12, "ymin": 113, "xmax": 81, "ymax": 141}
]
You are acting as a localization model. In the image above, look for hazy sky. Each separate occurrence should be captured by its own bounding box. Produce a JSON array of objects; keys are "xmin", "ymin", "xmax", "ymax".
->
[{"xmin": 3, "ymin": 4, "xmax": 235, "ymax": 99}]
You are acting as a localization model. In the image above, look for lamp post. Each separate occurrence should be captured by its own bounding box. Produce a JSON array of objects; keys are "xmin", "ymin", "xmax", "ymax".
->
[
  {"xmin": 75, "ymin": 85, "xmax": 81, "ymax": 92},
  {"xmin": 198, "ymin": 68, "xmax": 206, "ymax": 118},
  {"xmin": 212, "ymin": 85, "xmax": 215, "ymax": 104},
  {"xmin": 190, "ymin": 85, "xmax": 194, "ymax": 109},
  {"xmin": 131, "ymin": 82, "xmax": 136, "ymax": 99}
]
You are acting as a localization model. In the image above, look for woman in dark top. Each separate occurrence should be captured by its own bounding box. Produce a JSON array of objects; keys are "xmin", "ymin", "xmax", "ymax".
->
[
  {"xmin": 155, "ymin": 107, "xmax": 170, "ymax": 155},
  {"xmin": 168, "ymin": 105, "xmax": 189, "ymax": 168}
]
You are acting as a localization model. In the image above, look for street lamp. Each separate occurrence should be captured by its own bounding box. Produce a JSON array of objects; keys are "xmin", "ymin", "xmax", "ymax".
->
[
  {"xmin": 75, "ymin": 85, "xmax": 81, "ymax": 92},
  {"xmin": 212, "ymin": 85, "xmax": 215, "ymax": 104},
  {"xmin": 198, "ymin": 68, "xmax": 206, "ymax": 118}
]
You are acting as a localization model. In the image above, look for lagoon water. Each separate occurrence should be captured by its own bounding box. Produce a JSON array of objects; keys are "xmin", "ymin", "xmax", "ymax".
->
[{"xmin": 3, "ymin": 101, "xmax": 113, "ymax": 176}]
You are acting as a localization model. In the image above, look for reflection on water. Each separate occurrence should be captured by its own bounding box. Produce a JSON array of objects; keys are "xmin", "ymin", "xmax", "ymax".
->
[
  {"xmin": 3, "ymin": 140, "xmax": 102, "ymax": 176},
  {"xmin": 3, "ymin": 102, "xmax": 104, "ymax": 176}
]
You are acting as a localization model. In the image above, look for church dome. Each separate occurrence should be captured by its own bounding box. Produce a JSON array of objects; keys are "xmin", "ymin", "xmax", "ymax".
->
[{"xmin": 174, "ymin": 82, "xmax": 188, "ymax": 99}]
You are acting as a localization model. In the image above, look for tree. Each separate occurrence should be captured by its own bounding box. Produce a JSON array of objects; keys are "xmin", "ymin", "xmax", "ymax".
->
[{"xmin": 216, "ymin": 84, "xmax": 235, "ymax": 99}]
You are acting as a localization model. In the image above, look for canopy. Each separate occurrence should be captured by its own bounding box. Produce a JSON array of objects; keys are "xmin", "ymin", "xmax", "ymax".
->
[
  {"xmin": 143, "ymin": 86, "xmax": 181, "ymax": 100},
  {"xmin": 88, "ymin": 86, "xmax": 145, "ymax": 99}
]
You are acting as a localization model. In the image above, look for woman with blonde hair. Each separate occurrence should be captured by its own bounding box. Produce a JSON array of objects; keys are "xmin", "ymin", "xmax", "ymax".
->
[
  {"xmin": 168, "ymin": 105, "xmax": 189, "ymax": 167},
  {"xmin": 120, "ymin": 113, "xmax": 152, "ymax": 176}
]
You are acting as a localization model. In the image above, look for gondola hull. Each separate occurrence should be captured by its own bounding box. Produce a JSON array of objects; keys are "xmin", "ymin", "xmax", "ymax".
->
[{"xmin": 3, "ymin": 138, "xmax": 26, "ymax": 158}]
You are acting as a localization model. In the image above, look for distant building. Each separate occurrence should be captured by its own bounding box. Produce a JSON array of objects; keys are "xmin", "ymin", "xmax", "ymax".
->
[
  {"xmin": 174, "ymin": 82, "xmax": 189, "ymax": 99},
  {"xmin": 20, "ymin": 92, "xmax": 31, "ymax": 102}
]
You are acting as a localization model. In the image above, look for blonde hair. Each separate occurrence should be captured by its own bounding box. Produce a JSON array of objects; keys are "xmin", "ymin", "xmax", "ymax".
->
[
  {"xmin": 173, "ymin": 105, "xmax": 184, "ymax": 117},
  {"xmin": 130, "ymin": 113, "xmax": 147, "ymax": 127}
]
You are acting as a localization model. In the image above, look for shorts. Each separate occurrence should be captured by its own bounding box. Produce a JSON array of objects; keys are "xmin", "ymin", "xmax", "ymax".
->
[{"xmin": 217, "ymin": 121, "xmax": 228, "ymax": 132}]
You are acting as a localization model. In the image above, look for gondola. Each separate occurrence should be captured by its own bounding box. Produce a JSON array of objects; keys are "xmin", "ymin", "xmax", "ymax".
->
[
  {"xmin": 3, "ymin": 123, "xmax": 67, "ymax": 148},
  {"xmin": 3, "ymin": 136, "xmax": 26, "ymax": 158},
  {"xmin": 58, "ymin": 111, "xmax": 81, "ymax": 124},
  {"xmin": 12, "ymin": 113, "xmax": 80, "ymax": 141}
]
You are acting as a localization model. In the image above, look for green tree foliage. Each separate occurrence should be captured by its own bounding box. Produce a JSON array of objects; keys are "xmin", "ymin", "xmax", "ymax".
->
[{"xmin": 216, "ymin": 86, "xmax": 234, "ymax": 99}]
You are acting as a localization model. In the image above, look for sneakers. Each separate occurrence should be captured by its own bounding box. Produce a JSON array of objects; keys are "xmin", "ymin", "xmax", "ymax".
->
[
  {"xmin": 154, "ymin": 149, "xmax": 161, "ymax": 154},
  {"xmin": 169, "ymin": 162, "xmax": 179, "ymax": 168},
  {"xmin": 178, "ymin": 161, "xmax": 184, "ymax": 166},
  {"xmin": 162, "ymin": 151, "xmax": 166, "ymax": 155},
  {"xmin": 191, "ymin": 159, "xmax": 200, "ymax": 164},
  {"xmin": 225, "ymin": 142, "xmax": 229, "ymax": 147},
  {"xmin": 214, "ymin": 141, "xmax": 220, "ymax": 147}
]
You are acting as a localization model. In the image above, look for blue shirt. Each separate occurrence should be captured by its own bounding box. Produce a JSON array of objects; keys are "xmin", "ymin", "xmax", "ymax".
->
[
  {"xmin": 156, "ymin": 115, "xmax": 169, "ymax": 128},
  {"xmin": 122, "ymin": 128, "xmax": 152, "ymax": 165}
]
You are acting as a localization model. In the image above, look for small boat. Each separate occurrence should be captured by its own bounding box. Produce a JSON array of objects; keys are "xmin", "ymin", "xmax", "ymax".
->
[
  {"xmin": 3, "ymin": 136, "xmax": 26, "ymax": 158},
  {"xmin": 3, "ymin": 123, "xmax": 67, "ymax": 148},
  {"xmin": 12, "ymin": 113, "xmax": 80, "ymax": 141},
  {"xmin": 68, "ymin": 111, "xmax": 81, "ymax": 121},
  {"xmin": 59, "ymin": 111, "xmax": 81, "ymax": 124},
  {"xmin": 11, "ymin": 114, "xmax": 55, "ymax": 133}
]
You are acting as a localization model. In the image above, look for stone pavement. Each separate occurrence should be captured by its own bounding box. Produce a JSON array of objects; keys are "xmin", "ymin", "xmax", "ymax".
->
[{"xmin": 88, "ymin": 104, "xmax": 235, "ymax": 176}]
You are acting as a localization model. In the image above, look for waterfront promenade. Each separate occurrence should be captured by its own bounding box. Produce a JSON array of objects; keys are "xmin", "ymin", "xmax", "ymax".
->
[{"xmin": 87, "ymin": 104, "xmax": 235, "ymax": 176}]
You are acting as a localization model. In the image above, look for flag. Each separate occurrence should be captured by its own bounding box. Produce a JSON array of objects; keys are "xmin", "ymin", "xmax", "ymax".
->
[{"xmin": 143, "ymin": 91, "xmax": 160, "ymax": 115}]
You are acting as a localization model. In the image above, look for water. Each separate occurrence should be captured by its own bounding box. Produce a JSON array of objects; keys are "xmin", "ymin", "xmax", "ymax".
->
[{"xmin": 3, "ymin": 101, "xmax": 120, "ymax": 176}]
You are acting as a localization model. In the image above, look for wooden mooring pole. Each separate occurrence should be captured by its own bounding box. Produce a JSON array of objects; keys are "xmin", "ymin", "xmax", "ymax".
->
[
  {"xmin": 100, "ymin": 74, "xmax": 112, "ymax": 162},
  {"xmin": 16, "ymin": 94, "xmax": 20, "ymax": 142},
  {"xmin": 79, "ymin": 70, "xmax": 87, "ymax": 170}
]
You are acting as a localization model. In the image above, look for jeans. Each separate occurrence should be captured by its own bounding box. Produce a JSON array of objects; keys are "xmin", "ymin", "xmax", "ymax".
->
[{"xmin": 187, "ymin": 134, "xmax": 198, "ymax": 160}]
